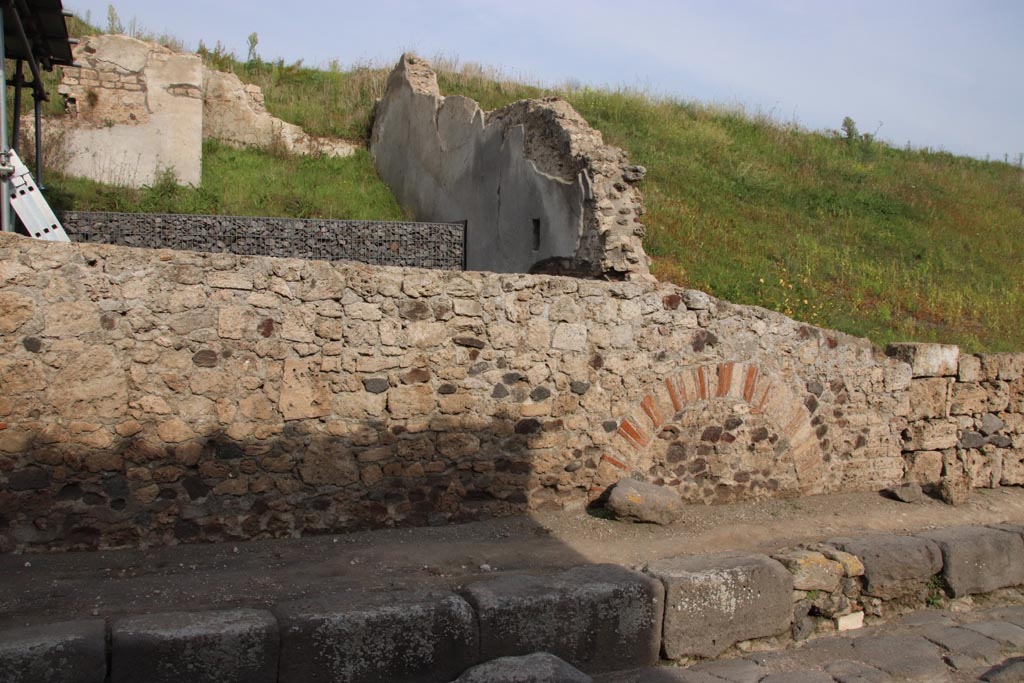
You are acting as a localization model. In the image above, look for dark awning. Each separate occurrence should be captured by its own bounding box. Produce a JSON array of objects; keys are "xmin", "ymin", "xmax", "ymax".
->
[{"xmin": 3, "ymin": 0, "xmax": 74, "ymax": 70}]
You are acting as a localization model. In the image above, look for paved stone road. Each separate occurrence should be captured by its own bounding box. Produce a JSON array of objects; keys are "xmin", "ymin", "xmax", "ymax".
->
[{"xmin": 598, "ymin": 605, "xmax": 1024, "ymax": 683}]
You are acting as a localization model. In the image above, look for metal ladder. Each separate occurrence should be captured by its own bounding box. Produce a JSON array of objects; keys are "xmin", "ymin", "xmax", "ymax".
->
[{"xmin": 0, "ymin": 148, "xmax": 69, "ymax": 242}]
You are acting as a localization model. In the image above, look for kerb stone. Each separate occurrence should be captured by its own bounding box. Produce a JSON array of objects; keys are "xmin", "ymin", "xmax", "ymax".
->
[
  {"xmin": 274, "ymin": 590, "xmax": 477, "ymax": 683},
  {"xmin": 454, "ymin": 653, "xmax": 592, "ymax": 683},
  {"xmin": 915, "ymin": 526, "xmax": 1024, "ymax": 597},
  {"xmin": 0, "ymin": 620, "xmax": 106, "ymax": 683},
  {"xmin": 110, "ymin": 609, "xmax": 277, "ymax": 683},
  {"xmin": 828, "ymin": 534, "xmax": 942, "ymax": 600},
  {"xmin": 460, "ymin": 564, "xmax": 664, "ymax": 673},
  {"xmin": 646, "ymin": 552, "xmax": 793, "ymax": 659}
]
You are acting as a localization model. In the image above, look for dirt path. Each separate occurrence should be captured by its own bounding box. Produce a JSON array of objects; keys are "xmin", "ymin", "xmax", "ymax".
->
[{"xmin": 3, "ymin": 488, "xmax": 1023, "ymax": 628}]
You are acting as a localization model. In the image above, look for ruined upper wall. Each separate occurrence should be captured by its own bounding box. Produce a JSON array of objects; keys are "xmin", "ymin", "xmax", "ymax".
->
[
  {"xmin": 202, "ymin": 70, "xmax": 355, "ymax": 158},
  {"xmin": 57, "ymin": 35, "xmax": 204, "ymax": 187},
  {"xmin": 52, "ymin": 35, "xmax": 354, "ymax": 188},
  {"xmin": 370, "ymin": 55, "xmax": 651, "ymax": 280}
]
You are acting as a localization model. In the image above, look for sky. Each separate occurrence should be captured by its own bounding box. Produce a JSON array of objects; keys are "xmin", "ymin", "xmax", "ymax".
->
[{"xmin": 66, "ymin": 0, "xmax": 1024, "ymax": 161}]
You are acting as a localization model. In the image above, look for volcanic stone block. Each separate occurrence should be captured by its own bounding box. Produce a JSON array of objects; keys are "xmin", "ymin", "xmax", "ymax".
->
[
  {"xmin": 460, "ymin": 564, "xmax": 664, "ymax": 673},
  {"xmin": 916, "ymin": 526, "xmax": 1024, "ymax": 597},
  {"xmin": 606, "ymin": 478, "xmax": 683, "ymax": 525},
  {"xmin": 275, "ymin": 590, "xmax": 477, "ymax": 683},
  {"xmin": 829, "ymin": 534, "xmax": 942, "ymax": 599},
  {"xmin": 646, "ymin": 553, "xmax": 793, "ymax": 659},
  {"xmin": 454, "ymin": 653, "xmax": 592, "ymax": 683},
  {"xmin": 110, "ymin": 609, "xmax": 277, "ymax": 683},
  {"xmin": 0, "ymin": 620, "xmax": 106, "ymax": 683}
]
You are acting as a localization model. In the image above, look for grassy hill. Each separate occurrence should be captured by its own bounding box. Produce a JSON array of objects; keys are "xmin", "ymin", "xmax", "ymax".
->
[{"xmin": 35, "ymin": 24, "xmax": 1024, "ymax": 352}]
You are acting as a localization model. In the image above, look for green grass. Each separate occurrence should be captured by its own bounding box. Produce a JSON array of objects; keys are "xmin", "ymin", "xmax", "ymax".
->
[
  {"xmin": 47, "ymin": 141, "xmax": 404, "ymax": 221},
  {"xmin": 41, "ymin": 22, "xmax": 1024, "ymax": 351}
]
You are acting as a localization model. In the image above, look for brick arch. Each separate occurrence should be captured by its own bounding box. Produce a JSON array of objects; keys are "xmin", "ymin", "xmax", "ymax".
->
[{"xmin": 604, "ymin": 362, "xmax": 824, "ymax": 495}]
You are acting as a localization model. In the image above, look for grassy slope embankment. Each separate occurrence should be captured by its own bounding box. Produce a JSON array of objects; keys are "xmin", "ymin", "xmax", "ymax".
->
[{"xmin": 37, "ymin": 25, "xmax": 1024, "ymax": 351}]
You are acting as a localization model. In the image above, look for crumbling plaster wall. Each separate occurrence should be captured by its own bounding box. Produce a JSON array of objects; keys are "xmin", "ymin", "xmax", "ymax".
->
[
  {"xmin": 53, "ymin": 35, "xmax": 353, "ymax": 189},
  {"xmin": 7, "ymin": 234, "xmax": 1017, "ymax": 552},
  {"xmin": 57, "ymin": 35, "xmax": 203, "ymax": 187},
  {"xmin": 370, "ymin": 55, "xmax": 650, "ymax": 280}
]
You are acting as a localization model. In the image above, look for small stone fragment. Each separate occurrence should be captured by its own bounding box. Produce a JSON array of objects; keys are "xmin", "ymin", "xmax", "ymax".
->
[
  {"xmin": 835, "ymin": 611, "xmax": 865, "ymax": 631},
  {"xmin": 606, "ymin": 478, "xmax": 683, "ymax": 525},
  {"xmin": 940, "ymin": 469, "xmax": 971, "ymax": 506},
  {"xmin": 884, "ymin": 481, "xmax": 923, "ymax": 503}
]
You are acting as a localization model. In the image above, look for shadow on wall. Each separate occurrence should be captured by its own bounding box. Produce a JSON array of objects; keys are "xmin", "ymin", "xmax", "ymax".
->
[{"xmin": 1, "ymin": 415, "xmax": 575, "ymax": 552}]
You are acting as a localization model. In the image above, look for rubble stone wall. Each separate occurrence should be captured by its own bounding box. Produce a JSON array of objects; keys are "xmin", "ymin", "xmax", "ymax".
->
[
  {"xmin": 0, "ymin": 233, "xmax": 1021, "ymax": 552},
  {"xmin": 370, "ymin": 55, "xmax": 651, "ymax": 280},
  {"xmin": 894, "ymin": 344, "xmax": 1024, "ymax": 492}
]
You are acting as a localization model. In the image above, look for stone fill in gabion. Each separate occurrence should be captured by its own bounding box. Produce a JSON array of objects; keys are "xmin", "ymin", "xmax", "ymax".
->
[{"xmin": 62, "ymin": 211, "xmax": 465, "ymax": 271}]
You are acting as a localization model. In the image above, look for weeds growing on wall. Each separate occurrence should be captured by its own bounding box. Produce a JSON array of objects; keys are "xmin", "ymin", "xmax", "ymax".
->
[{"xmin": 42, "ymin": 13, "xmax": 1024, "ymax": 352}]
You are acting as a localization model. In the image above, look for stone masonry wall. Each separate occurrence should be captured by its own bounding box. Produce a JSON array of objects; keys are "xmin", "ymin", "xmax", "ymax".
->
[
  {"xmin": 893, "ymin": 344, "xmax": 1024, "ymax": 494},
  {"xmin": 0, "ymin": 233, "xmax": 1021, "ymax": 552},
  {"xmin": 370, "ymin": 55, "xmax": 650, "ymax": 280},
  {"xmin": 61, "ymin": 211, "xmax": 465, "ymax": 271}
]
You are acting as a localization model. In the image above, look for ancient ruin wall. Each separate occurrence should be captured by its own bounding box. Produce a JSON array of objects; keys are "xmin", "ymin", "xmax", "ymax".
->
[
  {"xmin": 52, "ymin": 35, "xmax": 354, "ymax": 188},
  {"xmin": 1, "ymin": 233, "xmax": 1022, "ymax": 552},
  {"xmin": 202, "ymin": 70, "xmax": 355, "ymax": 158},
  {"xmin": 370, "ymin": 55, "xmax": 650, "ymax": 280},
  {"xmin": 57, "ymin": 35, "xmax": 204, "ymax": 187}
]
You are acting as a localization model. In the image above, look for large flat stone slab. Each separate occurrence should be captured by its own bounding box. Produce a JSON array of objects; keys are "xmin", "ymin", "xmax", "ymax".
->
[
  {"xmin": 274, "ymin": 590, "xmax": 477, "ymax": 683},
  {"xmin": 110, "ymin": 609, "xmax": 277, "ymax": 683},
  {"xmin": 850, "ymin": 633, "xmax": 948, "ymax": 680},
  {"xmin": 916, "ymin": 526, "xmax": 1024, "ymax": 597},
  {"xmin": 0, "ymin": 620, "xmax": 106, "ymax": 683},
  {"xmin": 829, "ymin": 534, "xmax": 942, "ymax": 599},
  {"xmin": 460, "ymin": 564, "xmax": 664, "ymax": 673},
  {"xmin": 919, "ymin": 625, "xmax": 1005, "ymax": 665},
  {"xmin": 646, "ymin": 553, "xmax": 792, "ymax": 659},
  {"xmin": 962, "ymin": 621, "xmax": 1024, "ymax": 648}
]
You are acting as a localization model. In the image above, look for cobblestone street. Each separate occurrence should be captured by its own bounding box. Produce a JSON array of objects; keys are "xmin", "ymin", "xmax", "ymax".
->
[{"xmin": 602, "ymin": 605, "xmax": 1024, "ymax": 683}]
